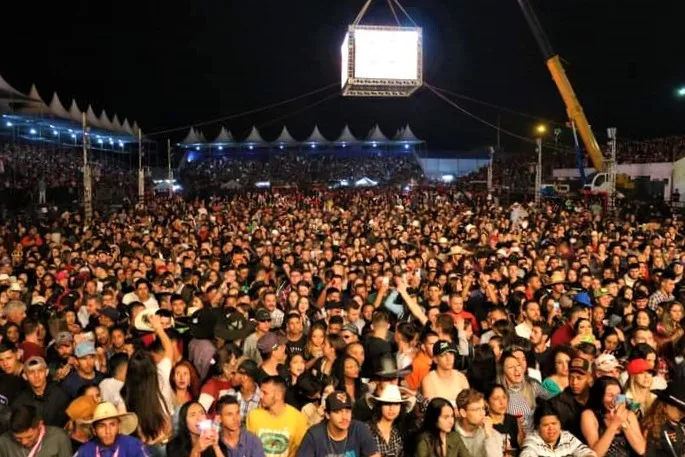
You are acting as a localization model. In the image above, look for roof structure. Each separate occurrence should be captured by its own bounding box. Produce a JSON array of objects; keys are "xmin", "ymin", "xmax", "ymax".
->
[
  {"xmin": 366, "ymin": 124, "xmax": 390, "ymax": 144},
  {"xmin": 19, "ymin": 84, "xmax": 50, "ymax": 115},
  {"xmin": 273, "ymin": 126, "xmax": 297, "ymax": 146},
  {"xmin": 396, "ymin": 124, "xmax": 423, "ymax": 144},
  {"xmin": 68, "ymin": 99, "xmax": 82, "ymax": 124},
  {"xmin": 334, "ymin": 125, "xmax": 360, "ymax": 145},
  {"xmin": 214, "ymin": 126, "xmax": 234, "ymax": 143},
  {"xmin": 122, "ymin": 118, "xmax": 133, "ymax": 135},
  {"xmin": 49, "ymin": 93, "xmax": 70, "ymax": 120},
  {"xmin": 112, "ymin": 114, "xmax": 123, "ymax": 132},
  {"xmin": 303, "ymin": 125, "xmax": 329, "ymax": 145},
  {"xmin": 99, "ymin": 110, "xmax": 115, "ymax": 131},
  {"xmin": 0, "ymin": 73, "xmax": 32, "ymax": 102},
  {"xmin": 181, "ymin": 128, "xmax": 201, "ymax": 145},
  {"xmin": 86, "ymin": 105, "xmax": 102, "ymax": 129},
  {"xmin": 243, "ymin": 126, "xmax": 267, "ymax": 146}
]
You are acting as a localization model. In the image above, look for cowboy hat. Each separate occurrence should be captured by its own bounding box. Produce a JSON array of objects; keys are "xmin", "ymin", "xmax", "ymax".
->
[
  {"xmin": 373, "ymin": 354, "xmax": 412, "ymax": 379},
  {"xmin": 654, "ymin": 382, "xmax": 685, "ymax": 410},
  {"xmin": 134, "ymin": 308, "xmax": 175, "ymax": 332},
  {"xmin": 449, "ymin": 245, "xmax": 472, "ymax": 256},
  {"xmin": 82, "ymin": 402, "xmax": 138, "ymax": 435},
  {"xmin": 546, "ymin": 271, "xmax": 566, "ymax": 286},
  {"xmin": 368, "ymin": 384, "xmax": 417, "ymax": 412}
]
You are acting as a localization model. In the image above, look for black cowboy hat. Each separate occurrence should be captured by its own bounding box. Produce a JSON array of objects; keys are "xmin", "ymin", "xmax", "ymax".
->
[
  {"xmin": 654, "ymin": 382, "xmax": 685, "ymax": 410},
  {"xmin": 373, "ymin": 354, "xmax": 412, "ymax": 380}
]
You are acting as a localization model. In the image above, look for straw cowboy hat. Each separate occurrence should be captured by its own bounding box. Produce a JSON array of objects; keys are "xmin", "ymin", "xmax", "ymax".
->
[
  {"xmin": 83, "ymin": 402, "xmax": 138, "ymax": 435},
  {"xmin": 546, "ymin": 271, "xmax": 566, "ymax": 286},
  {"xmin": 449, "ymin": 245, "xmax": 472, "ymax": 256},
  {"xmin": 369, "ymin": 384, "xmax": 417, "ymax": 412},
  {"xmin": 134, "ymin": 308, "xmax": 175, "ymax": 332}
]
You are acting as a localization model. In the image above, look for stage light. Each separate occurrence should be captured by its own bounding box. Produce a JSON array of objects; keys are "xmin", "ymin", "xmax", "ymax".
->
[
  {"xmin": 342, "ymin": 143, "xmax": 347, "ymax": 148},
  {"xmin": 218, "ymin": 146, "xmax": 224, "ymax": 151},
  {"xmin": 310, "ymin": 144, "xmax": 316, "ymax": 149},
  {"xmin": 249, "ymin": 145, "xmax": 254, "ymax": 150},
  {"xmin": 5, "ymin": 122, "xmax": 12, "ymax": 127},
  {"xmin": 68, "ymin": 129, "xmax": 73, "ymax": 133},
  {"xmin": 195, "ymin": 146, "xmax": 200, "ymax": 151},
  {"xmin": 70, "ymin": 134, "xmax": 76, "ymax": 139},
  {"xmin": 279, "ymin": 145, "xmax": 284, "ymax": 150},
  {"xmin": 404, "ymin": 144, "xmax": 410, "ymax": 150},
  {"xmin": 98, "ymin": 139, "xmax": 103, "ymax": 144},
  {"xmin": 53, "ymin": 130, "xmax": 58, "ymax": 136},
  {"xmin": 372, "ymin": 142, "xmax": 377, "ymax": 148},
  {"xmin": 30, "ymin": 128, "xmax": 37, "ymax": 135}
]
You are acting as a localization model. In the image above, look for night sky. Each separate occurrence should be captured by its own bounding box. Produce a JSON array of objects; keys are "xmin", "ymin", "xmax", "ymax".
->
[{"xmin": 2, "ymin": 0, "xmax": 683, "ymax": 153}]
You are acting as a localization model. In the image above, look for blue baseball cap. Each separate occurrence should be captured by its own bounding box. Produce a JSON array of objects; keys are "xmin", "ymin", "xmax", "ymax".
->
[{"xmin": 75, "ymin": 341, "xmax": 96, "ymax": 358}]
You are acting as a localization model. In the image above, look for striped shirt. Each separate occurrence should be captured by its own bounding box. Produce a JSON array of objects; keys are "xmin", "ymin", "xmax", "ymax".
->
[
  {"xmin": 520, "ymin": 430, "xmax": 595, "ymax": 457},
  {"xmin": 505, "ymin": 379, "xmax": 551, "ymax": 432}
]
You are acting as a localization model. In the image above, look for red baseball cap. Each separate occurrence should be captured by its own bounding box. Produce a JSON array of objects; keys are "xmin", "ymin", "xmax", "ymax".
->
[{"xmin": 626, "ymin": 358, "xmax": 654, "ymax": 376}]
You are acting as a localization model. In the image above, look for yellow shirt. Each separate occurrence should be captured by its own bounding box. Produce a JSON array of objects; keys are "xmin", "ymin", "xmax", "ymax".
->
[{"xmin": 246, "ymin": 405, "xmax": 308, "ymax": 457}]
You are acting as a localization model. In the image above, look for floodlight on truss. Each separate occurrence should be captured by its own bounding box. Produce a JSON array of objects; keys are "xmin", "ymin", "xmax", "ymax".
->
[{"xmin": 341, "ymin": 25, "xmax": 423, "ymax": 97}]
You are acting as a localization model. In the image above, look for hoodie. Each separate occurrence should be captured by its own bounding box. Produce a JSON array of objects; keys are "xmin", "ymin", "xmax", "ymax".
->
[{"xmin": 455, "ymin": 422, "xmax": 504, "ymax": 457}]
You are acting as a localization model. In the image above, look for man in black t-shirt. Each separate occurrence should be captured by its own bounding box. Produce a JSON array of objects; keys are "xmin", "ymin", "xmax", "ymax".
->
[
  {"xmin": 361, "ymin": 310, "xmax": 392, "ymax": 379},
  {"xmin": 285, "ymin": 311, "xmax": 306, "ymax": 358}
]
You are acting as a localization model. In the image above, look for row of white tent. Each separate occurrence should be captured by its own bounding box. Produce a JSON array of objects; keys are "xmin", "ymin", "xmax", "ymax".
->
[
  {"xmin": 181, "ymin": 124, "xmax": 424, "ymax": 147},
  {"xmin": 0, "ymin": 73, "xmax": 139, "ymax": 137}
]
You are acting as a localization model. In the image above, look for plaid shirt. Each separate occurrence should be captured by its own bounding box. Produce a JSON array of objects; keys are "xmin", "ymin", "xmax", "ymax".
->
[
  {"xmin": 228, "ymin": 387, "xmax": 261, "ymax": 426},
  {"xmin": 369, "ymin": 423, "xmax": 404, "ymax": 457},
  {"xmin": 648, "ymin": 290, "xmax": 674, "ymax": 311}
]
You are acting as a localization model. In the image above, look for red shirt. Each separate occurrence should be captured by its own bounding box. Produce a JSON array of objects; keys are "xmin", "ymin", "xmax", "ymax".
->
[
  {"xmin": 200, "ymin": 377, "xmax": 232, "ymax": 416},
  {"xmin": 19, "ymin": 341, "xmax": 45, "ymax": 361},
  {"xmin": 449, "ymin": 310, "xmax": 480, "ymax": 333},
  {"xmin": 551, "ymin": 323, "xmax": 574, "ymax": 347}
]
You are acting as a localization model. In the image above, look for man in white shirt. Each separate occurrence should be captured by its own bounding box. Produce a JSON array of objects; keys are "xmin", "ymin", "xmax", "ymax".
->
[
  {"xmin": 515, "ymin": 301, "xmax": 541, "ymax": 340},
  {"xmin": 147, "ymin": 314, "xmax": 175, "ymax": 415},
  {"xmin": 122, "ymin": 278, "xmax": 159, "ymax": 310},
  {"xmin": 99, "ymin": 353, "xmax": 128, "ymax": 411}
]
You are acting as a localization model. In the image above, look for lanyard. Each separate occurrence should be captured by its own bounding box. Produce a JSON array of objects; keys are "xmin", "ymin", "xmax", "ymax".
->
[{"xmin": 26, "ymin": 425, "xmax": 45, "ymax": 457}]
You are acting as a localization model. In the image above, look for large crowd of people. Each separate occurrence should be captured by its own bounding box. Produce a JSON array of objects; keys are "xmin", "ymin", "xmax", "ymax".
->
[
  {"xmin": 0, "ymin": 179, "xmax": 684, "ymax": 457},
  {"xmin": 179, "ymin": 151, "xmax": 424, "ymax": 190}
]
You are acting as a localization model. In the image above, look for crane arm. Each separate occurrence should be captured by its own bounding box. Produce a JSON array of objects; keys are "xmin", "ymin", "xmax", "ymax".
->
[{"xmin": 516, "ymin": 0, "xmax": 604, "ymax": 172}]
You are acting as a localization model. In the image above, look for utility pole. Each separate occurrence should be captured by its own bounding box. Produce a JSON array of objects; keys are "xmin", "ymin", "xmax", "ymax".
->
[
  {"xmin": 167, "ymin": 138, "xmax": 173, "ymax": 197},
  {"xmin": 82, "ymin": 113, "xmax": 93, "ymax": 224},
  {"xmin": 487, "ymin": 146, "xmax": 494, "ymax": 196},
  {"xmin": 138, "ymin": 129, "xmax": 144, "ymax": 204},
  {"xmin": 607, "ymin": 127, "xmax": 617, "ymax": 212},
  {"xmin": 535, "ymin": 137, "xmax": 542, "ymax": 206}
]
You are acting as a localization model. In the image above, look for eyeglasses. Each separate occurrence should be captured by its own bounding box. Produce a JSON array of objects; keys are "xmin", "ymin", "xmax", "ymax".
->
[{"xmin": 466, "ymin": 406, "xmax": 488, "ymax": 413}]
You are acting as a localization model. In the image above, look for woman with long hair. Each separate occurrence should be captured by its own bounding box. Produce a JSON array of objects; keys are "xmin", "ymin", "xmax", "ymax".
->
[
  {"xmin": 198, "ymin": 344, "xmax": 242, "ymax": 414},
  {"xmin": 170, "ymin": 360, "xmax": 202, "ymax": 411},
  {"xmin": 122, "ymin": 349, "xmax": 173, "ymax": 454},
  {"xmin": 415, "ymin": 397, "xmax": 470, "ymax": 457},
  {"xmin": 304, "ymin": 321, "xmax": 326, "ymax": 368},
  {"xmin": 333, "ymin": 355, "xmax": 366, "ymax": 404},
  {"xmin": 657, "ymin": 301, "xmax": 685, "ymax": 346},
  {"xmin": 642, "ymin": 384, "xmax": 685, "ymax": 456},
  {"xmin": 309, "ymin": 333, "xmax": 344, "ymax": 383},
  {"xmin": 580, "ymin": 376, "xmax": 646, "ymax": 457},
  {"xmin": 624, "ymin": 359, "xmax": 656, "ymax": 418},
  {"xmin": 166, "ymin": 401, "xmax": 224, "ymax": 457},
  {"xmin": 466, "ymin": 344, "xmax": 497, "ymax": 387},
  {"xmin": 541, "ymin": 345, "xmax": 573, "ymax": 397},
  {"xmin": 367, "ymin": 384, "xmax": 412, "ymax": 457},
  {"xmin": 484, "ymin": 383, "xmax": 525, "ymax": 455},
  {"xmin": 497, "ymin": 350, "xmax": 550, "ymax": 433}
]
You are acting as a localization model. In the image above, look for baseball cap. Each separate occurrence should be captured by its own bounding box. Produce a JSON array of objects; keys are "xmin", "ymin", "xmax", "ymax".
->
[
  {"xmin": 595, "ymin": 353, "xmax": 620, "ymax": 373},
  {"xmin": 257, "ymin": 332, "xmax": 286, "ymax": 354},
  {"xmin": 99, "ymin": 307, "xmax": 120, "ymax": 323},
  {"xmin": 594, "ymin": 288, "xmax": 610, "ymax": 299},
  {"xmin": 568, "ymin": 357, "xmax": 591, "ymax": 375},
  {"xmin": 23, "ymin": 356, "xmax": 47, "ymax": 371},
  {"xmin": 75, "ymin": 341, "xmax": 96, "ymax": 358},
  {"xmin": 54, "ymin": 332, "xmax": 74, "ymax": 346},
  {"xmin": 55, "ymin": 271, "xmax": 69, "ymax": 281},
  {"xmin": 626, "ymin": 358, "xmax": 655, "ymax": 376},
  {"xmin": 325, "ymin": 391, "xmax": 353, "ymax": 412},
  {"xmin": 237, "ymin": 359, "xmax": 259, "ymax": 380},
  {"xmin": 433, "ymin": 340, "xmax": 458, "ymax": 357},
  {"xmin": 341, "ymin": 323, "xmax": 358, "ymax": 335},
  {"xmin": 254, "ymin": 308, "xmax": 271, "ymax": 322}
]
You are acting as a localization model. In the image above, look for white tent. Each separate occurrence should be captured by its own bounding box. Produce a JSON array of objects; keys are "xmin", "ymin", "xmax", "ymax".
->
[
  {"xmin": 355, "ymin": 177, "xmax": 378, "ymax": 187},
  {"xmin": 334, "ymin": 125, "xmax": 359, "ymax": 145},
  {"xmin": 122, "ymin": 118, "xmax": 133, "ymax": 135},
  {"xmin": 19, "ymin": 84, "xmax": 50, "ymax": 115},
  {"xmin": 99, "ymin": 110, "xmax": 115, "ymax": 131},
  {"xmin": 112, "ymin": 114, "xmax": 123, "ymax": 132},
  {"xmin": 68, "ymin": 99, "xmax": 83, "ymax": 124},
  {"xmin": 243, "ymin": 126, "xmax": 267, "ymax": 146},
  {"xmin": 132, "ymin": 121, "xmax": 140, "ymax": 137},
  {"xmin": 86, "ymin": 105, "xmax": 102, "ymax": 129},
  {"xmin": 214, "ymin": 126, "xmax": 234, "ymax": 143},
  {"xmin": 181, "ymin": 128, "xmax": 201, "ymax": 145},
  {"xmin": 303, "ymin": 125, "xmax": 329, "ymax": 145},
  {"xmin": 0, "ymin": 73, "xmax": 30, "ymax": 101},
  {"xmin": 272, "ymin": 126, "xmax": 297, "ymax": 146},
  {"xmin": 366, "ymin": 124, "xmax": 390, "ymax": 144},
  {"xmin": 395, "ymin": 124, "xmax": 423, "ymax": 144},
  {"xmin": 49, "ymin": 92, "xmax": 71, "ymax": 120}
]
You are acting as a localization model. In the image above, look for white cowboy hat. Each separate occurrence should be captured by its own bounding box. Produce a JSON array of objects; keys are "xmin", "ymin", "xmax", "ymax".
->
[
  {"xmin": 368, "ymin": 384, "xmax": 416, "ymax": 412},
  {"xmin": 82, "ymin": 402, "xmax": 138, "ymax": 435},
  {"xmin": 134, "ymin": 308, "xmax": 175, "ymax": 332}
]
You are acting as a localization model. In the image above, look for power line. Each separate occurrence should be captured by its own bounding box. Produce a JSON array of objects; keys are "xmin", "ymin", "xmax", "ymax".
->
[
  {"xmin": 257, "ymin": 92, "xmax": 340, "ymax": 130},
  {"xmin": 145, "ymin": 82, "xmax": 339, "ymax": 137}
]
